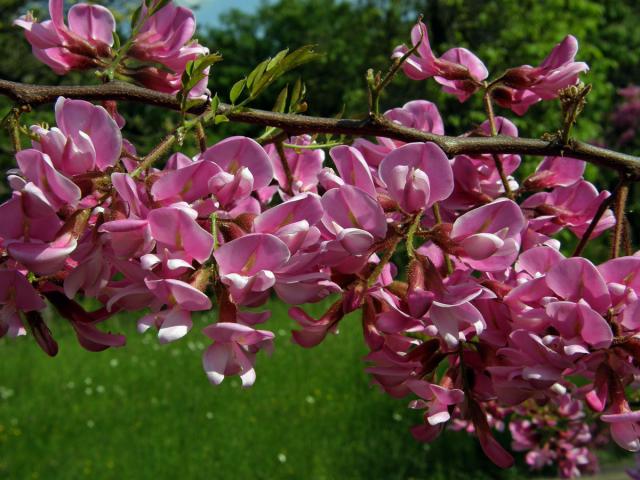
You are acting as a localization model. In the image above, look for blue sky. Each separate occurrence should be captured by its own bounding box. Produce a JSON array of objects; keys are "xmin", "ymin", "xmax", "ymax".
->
[{"xmin": 177, "ymin": 0, "xmax": 266, "ymax": 26}]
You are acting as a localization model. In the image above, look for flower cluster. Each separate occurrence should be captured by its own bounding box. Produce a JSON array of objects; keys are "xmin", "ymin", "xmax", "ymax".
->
[
  {"xmin": 3, "ymin": 6, "xmax": 638, "ymax": 478},
  {"xmin": 15, "ymin": 0, "xmax": 209, "ymax": 96},
  {"xmin": 393, "ymin": 20, "xmax": 588, "ymax": 113}
]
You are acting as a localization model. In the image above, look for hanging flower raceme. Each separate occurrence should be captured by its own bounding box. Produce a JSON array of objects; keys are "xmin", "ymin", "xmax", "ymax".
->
[
  {"xmin": 14, "ymin": 0, "xmax": 116, "ymax": 74},
  {"xmin": 392, "ymin": 20, "xmax": 488, "ymax": 101},
  {"xmin": 395, "ymin": 19, "xmax": 589, "ymax": 113}
]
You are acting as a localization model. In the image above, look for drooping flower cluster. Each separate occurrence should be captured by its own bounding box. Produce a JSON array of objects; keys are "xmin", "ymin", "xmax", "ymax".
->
[
  {"xmin": 15, "ymin": 0, "xmax": 209, "ymax": 96},
  {"xmin": 3, "ymin": 5, "xmax": 639, "ymax": 478},
  {"xmin": 393, "ymin": 20, "xmax": 589, "ymax": 113}
]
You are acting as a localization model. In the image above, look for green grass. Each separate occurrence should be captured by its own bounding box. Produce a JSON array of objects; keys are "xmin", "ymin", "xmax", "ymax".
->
[{"xmin": 0, "ymin": 300, "xmax": 561, "ymax": 479}]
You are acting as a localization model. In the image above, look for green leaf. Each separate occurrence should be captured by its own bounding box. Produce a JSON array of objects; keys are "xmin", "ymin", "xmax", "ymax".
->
[
  {"xmin": 112, "ymin": 31, "xmax": 121, "ymax": 50},
  {"xmin": 229, "ymin": 78, "xmax": 246, "ymax": 105},
  {"xmin": 180, "ymin": 53, "xmax": 222, "ymax": 101},
  {"xmin": 210, "ymin": 94, "xmax": 220, "ymax": 114},
  {"xmin": 130, "ymin": 4, "xmax": 143, "ymax": 30},
  {"xmin": 214, "ymin": 115, "xmax": 229, "ymax": 125},
  {"xmin": 272, "ymin": 85, "xmax": 288, "ymax": 113},
  {"xmin": 246, "ymin": 58, "xmax": 269, "ymax": 90},
  {"xmin": 266, "ymin": 48, "xmax": 289, "ymax": 72},
  {"xmin": 249, "ymin": 45, "xmax": 321, "ymax": 99},
  {"xmin": 290, "ymin": 77, "xmax": 303, "ymax": 107}
]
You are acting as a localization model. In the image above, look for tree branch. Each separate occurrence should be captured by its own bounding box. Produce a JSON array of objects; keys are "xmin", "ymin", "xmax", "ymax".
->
[{"xmin": 2, "ymin": 78, "xmax": 640, "ymax": 179}]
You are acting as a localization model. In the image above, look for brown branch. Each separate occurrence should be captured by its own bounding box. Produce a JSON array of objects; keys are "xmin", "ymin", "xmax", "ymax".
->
[
  {"xmin": 2, "ymin": 78, "xmax": 640, "ymax": 179},
  {"xmin": 572, "ymin": 179, "xmax": 623, "ymax": 257},
  {"xmin": 612, "ymin": 181, "xmax": 630, "ymax": 258}
]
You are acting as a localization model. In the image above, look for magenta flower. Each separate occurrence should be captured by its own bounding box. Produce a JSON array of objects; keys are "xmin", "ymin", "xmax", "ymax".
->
[
  {"xmin": 523, "ymin": 180, "xmax": 615, "ymax": 238},
  {"xmin": 0, "ymin": 269, "xmax": 46, "ymax": 339},
  {"xmin": 393, "ymin": 21, "xmax": 488, "ymax": 101},
  {"xmin": 214, "ymin": 233, "xmax": 290, "ymax": 306},
  {"xmin": 602, "ymin": 410, "xmax": 640, "ymax": 452},
  {"xmin": 451, "ymin": 198, "xmax": 526, "ymax": 271},
  {"xmin": 147, "ymin": 205, "xmax": 214, "ymax": 264},
  {"xmin": 202, "ymin": 322, "xmax": 274, "ymax": 387},
  {"xmin": 128, "ymin": 2, "xmax": 209, "ymax": 97},
  {"xmin": 320, "ymin": 184, "xmax": 387, "ymax": 256},
  {"xmin": 262, "ymin": 135, "xmax": 324, "ymax": 200},
  {"xmin": 497, "ymin": 35, "xmax": 589, "ymax": 114},
  {"xmin": 378, "ymin": 142, "xmax": 453, "ymax": 213},
  {"xmin": 354, "ymin": 100, "xmax": 444, "ymax": 167},
  {"xmin": 32, "ymin": 97, "xmax": 123, "ymax": 175},
  {"xmin": 524, "ymin": 156, "xmax": 585, "ymax": 189},
  {"xmin": 15, "ymin": 0, "xmax": 115, "ymax": 74},
  {"xmin": 407, "ymin": 379, "xmax": 464, "ymax": 426},
  {"xmin": 15, "ymin": 148, "xmax": 81, "ymax": 210},
  {"xmin": 545, "ymin": 300, "xmax": 613, "ymax": 349}
]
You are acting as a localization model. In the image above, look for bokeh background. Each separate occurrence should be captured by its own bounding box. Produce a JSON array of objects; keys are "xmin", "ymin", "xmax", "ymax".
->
[{"xmin": 1, "ymin": 1, "xmax": 640, "ymax": 478}]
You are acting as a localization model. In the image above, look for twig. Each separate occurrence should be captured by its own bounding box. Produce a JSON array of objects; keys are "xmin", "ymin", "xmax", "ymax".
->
[
  {"xmin": 483, "ymin": 89, "xmax": 514, "ymax": 198},
  {"xmin": 612, "ymin": 180, "xmax": 630, "ymax": 258},
  {"xmin": 572, "ymin": 178, "xmax": 624, "ymax": 257},
  {"xmin": 195, "ymin": 121, "xmax": 207, "ymax": 153}
]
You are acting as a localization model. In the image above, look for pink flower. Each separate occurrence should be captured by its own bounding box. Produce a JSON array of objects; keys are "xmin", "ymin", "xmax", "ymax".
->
[
  {"xmin": 202, "ymin": 322, "xmax": 274, "ymax": 387},
  {"xmin": 128, "ymin": 2, "xmax": 209, "ymax": 96},
  {"xmin": 15, "ymin": 148, "xmax": 81, "ymax": 210},
  {"xmin": 130, "ymin": 2, "xmax": 196, "ymax": 67},
  {"xmin": 320, "ymin": 184, "xmax": 387, "ymax": 257},
  {"xmin": 523, "ymin": 180, "xmax": 615, "ymax": 238},
  {"xmin": 393, "ymin": 21, "xmax": 488, "ymax": 101},
  {"xmin": 497, "ymin": 36, "xmax": 589, "ymax": 114},
  {"xmin": 451, "ymin": 198, "xmax": 526, "ymax": 271},
  {"xmin": 260, "ymin": 136, "xmax": 324, "ymax": 202},
  {"xmin": 14, "ymin": 0, "xmax": 115, "ymax": 74},
  {"xmin": 32, "ymin": 97, "xmax": 123, "ymax": 175},
  {"xmin": 524, "ymin": 156, "xmax": 585, "ymax": 189},
  {"xmin": 147, "ymin": 205, "xmax": 214, "ymax": 264},
  {"xmin": 0, "ymin": 186, "xmax": 77, "ymax": 275},
  {"xmin": 290, "ymin": 299, "xmax": 345, "ymax": 348},
  {"xmin": 602, "ymin": 410, "xmax": 640, "ymax": 452},
  {"xmin": 253, "ymin": 193, "xmax": 323, "ymax": 254},
  {"xmin": 0, "ymin": 269, "xmax": 46, "ymax": 339},
  {"xmin": 378, "ymin": 142, "xmax": 453, "ymax": 213},
  {"xmin": 214, "ymin": 233, "xmax": 290, "ymax": 306},
  {"xmin": 353, "ymin": 100, "xmax": 444, "ymax": 167}
]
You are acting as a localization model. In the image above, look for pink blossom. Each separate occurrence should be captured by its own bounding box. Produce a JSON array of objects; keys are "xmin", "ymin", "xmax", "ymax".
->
[
  {"xmin": 393, "ymin": 21, "xmax": 488, "ymax": 101},
  {"xmin": 497, "ymin": 36, "xmax": 589, "ymax": 114},
  {"xmin": 451, "ymin": 198, "xmax": 526, "ymax": 271},
  {"xmin": 32, "ymin": 97, "xmax": 123, "ymax": 175},
  {"xmin": 15, "ymin": 0, "xmax": 115, "ymax": 74},
  {"xmin": 214, "ymin": 233, "xmax": 290, "ymax": 306},
  {"xmin": 202, "ymin": 322, "xmax": 274, "ymax": 387},
  {"xmin": 378, "ymin": 142, "xmax": 453, "ymax": 212}
]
